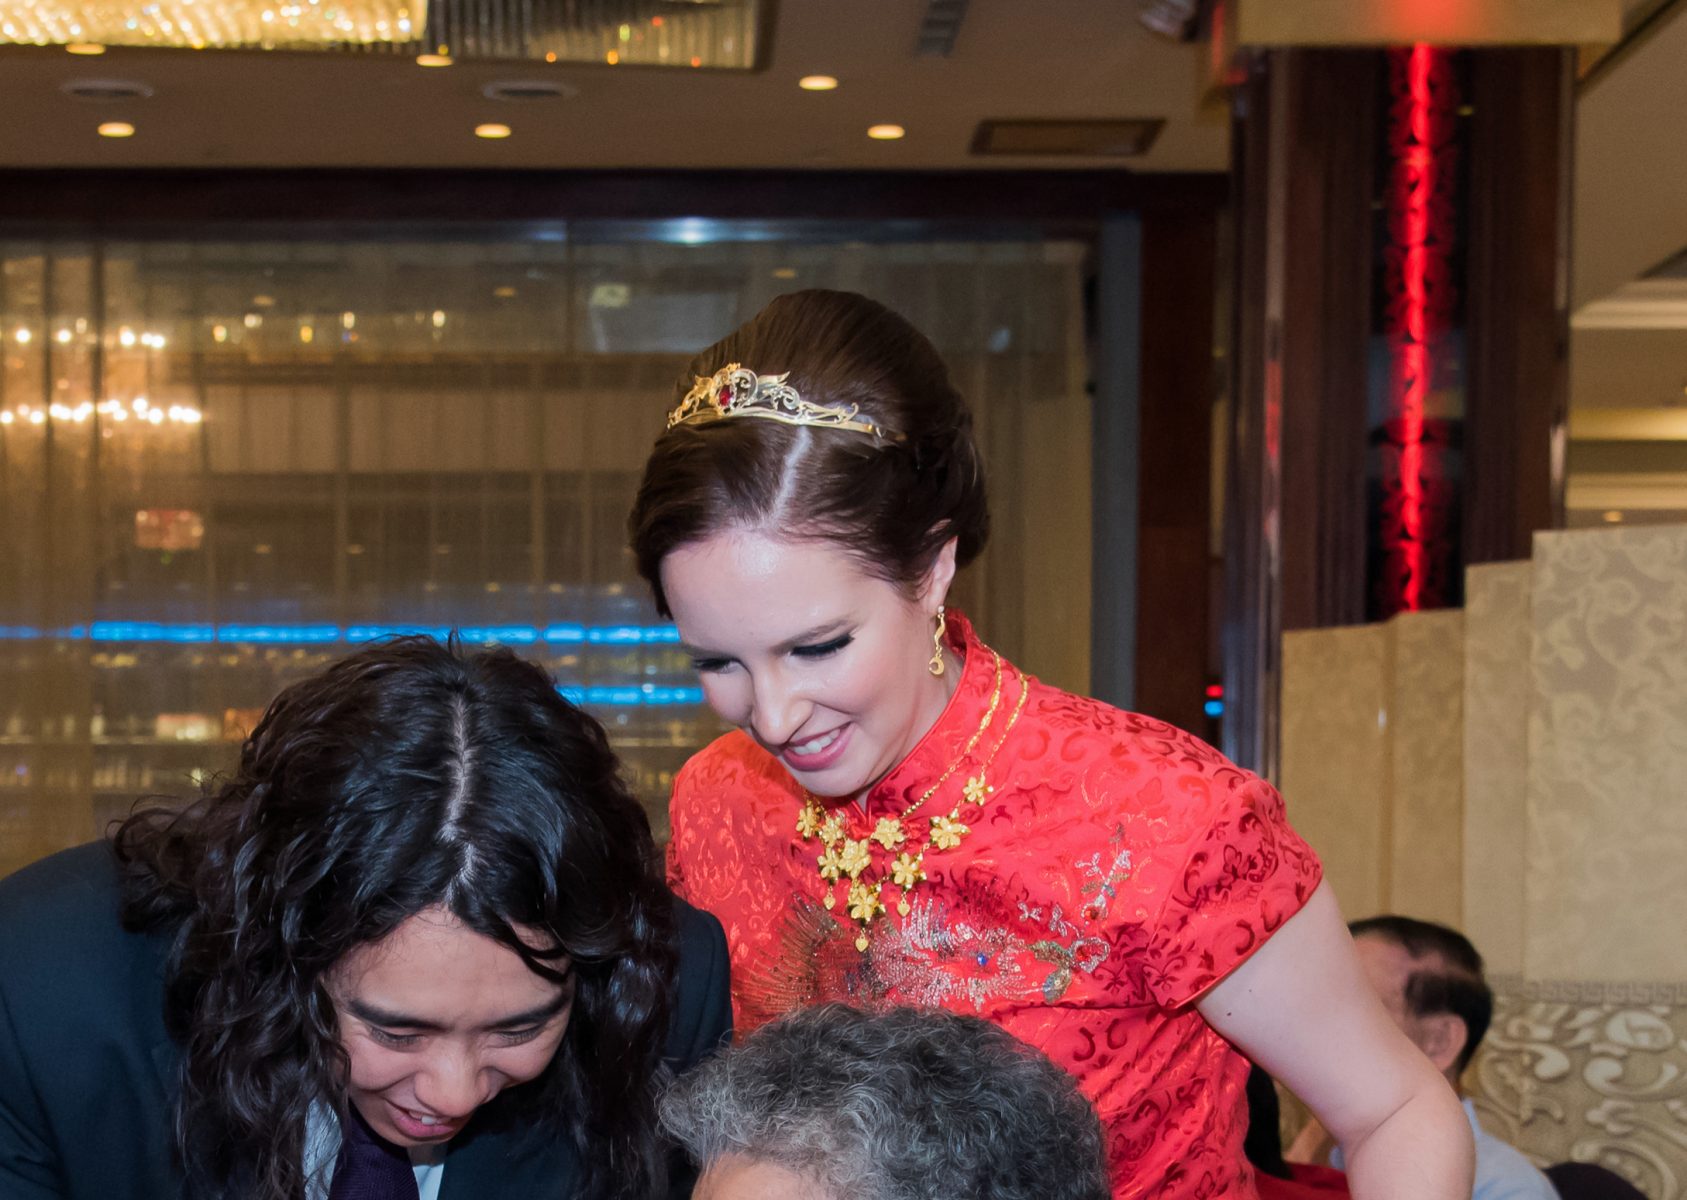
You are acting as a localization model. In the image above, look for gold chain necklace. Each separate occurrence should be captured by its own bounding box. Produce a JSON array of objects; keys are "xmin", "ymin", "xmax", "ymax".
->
[{"xmin": 796, "ymin": 651, "xmax": 1030, "ymax": 951}]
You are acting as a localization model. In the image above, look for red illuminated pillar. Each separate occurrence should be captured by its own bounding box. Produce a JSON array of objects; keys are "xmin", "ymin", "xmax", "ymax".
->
[{"xmin": 1375, "ymin": 45, "xmax": 1463, "ymax": 617}]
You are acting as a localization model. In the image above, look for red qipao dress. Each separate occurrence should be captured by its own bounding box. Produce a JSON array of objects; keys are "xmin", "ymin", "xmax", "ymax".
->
[{"xmin": 666, "ymin": 613, "xmax": 1323, "ymax": 1199}]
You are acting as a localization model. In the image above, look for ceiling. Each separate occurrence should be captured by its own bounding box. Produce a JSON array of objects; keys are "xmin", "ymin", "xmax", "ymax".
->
[
  {"xmin": 1569, "ymin": 0, "xmax": 1687, "ymax": 527},
  {"xmin": 0, "ymin": 2, "xmax": 1230, "ymax": 170}
]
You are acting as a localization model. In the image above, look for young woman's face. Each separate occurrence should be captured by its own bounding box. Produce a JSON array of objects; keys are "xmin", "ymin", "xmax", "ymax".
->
[
  {"xmin": 661, "ymin": 528, "xmax": 956, "ymax": 800},
  {"xmin": 327, "ymin": 906, "xmax": 573, "ymax": 1147}
]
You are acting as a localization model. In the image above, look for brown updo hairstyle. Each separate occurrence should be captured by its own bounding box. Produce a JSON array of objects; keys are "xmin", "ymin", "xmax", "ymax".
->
[{"xmin": 629, "ymin": 289, "xmax": 990, "ymax": 616}]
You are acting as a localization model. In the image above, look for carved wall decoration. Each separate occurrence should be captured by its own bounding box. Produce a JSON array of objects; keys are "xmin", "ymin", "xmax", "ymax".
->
[
  {"xmin": 1280, "ymin": 524, "xmax": 1687, "ymax": 1194},
  {"xmin": 1474, "ymin": 988, "xmax": 1687, "ymax": 1199}
]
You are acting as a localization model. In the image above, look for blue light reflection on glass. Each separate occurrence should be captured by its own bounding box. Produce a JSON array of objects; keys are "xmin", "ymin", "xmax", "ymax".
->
[
  {"xmin": 559, "ymin": 684, "xmax": 704, "ymax": 708},
  {"xmin": 0, "ymin": 623, "xmax": 698, "ymax": 706},
  {"xmin": 0, "ymin": 621, "xmax": 678, "ymax": 646}
]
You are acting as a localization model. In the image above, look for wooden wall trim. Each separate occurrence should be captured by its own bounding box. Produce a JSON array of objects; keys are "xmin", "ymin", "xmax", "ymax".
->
[
  {"xmin": 1464, "ymin": 48, "xmax": 1572, "ymax": 563},
  {"xmin": 0, "ymin": 168, "xmax": 1228, "ymax": 235},
  {"xmin": 1277, "ymin": 48, "xmax": 1377, "ymax": 632}
]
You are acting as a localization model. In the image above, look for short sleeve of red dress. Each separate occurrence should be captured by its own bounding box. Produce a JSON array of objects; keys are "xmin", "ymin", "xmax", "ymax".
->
[{"xmin": 1138, "ymin": 774, "xmax": 1322, "ymax": 1010}]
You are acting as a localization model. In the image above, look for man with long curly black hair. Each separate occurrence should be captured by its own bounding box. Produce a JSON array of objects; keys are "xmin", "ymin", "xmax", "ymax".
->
[{"xmin": 0, "ymin": 637, "xmax": 731, "ymax": 1200}]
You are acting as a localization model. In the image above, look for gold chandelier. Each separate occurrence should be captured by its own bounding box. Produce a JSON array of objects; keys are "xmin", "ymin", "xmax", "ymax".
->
[
  {"xmin": 0, "ymin": 0, "xmax": 762, "ymax": 64},
  {"xmin": 0, "ymin": 0, "xmax": 419, "ymax": 49}
]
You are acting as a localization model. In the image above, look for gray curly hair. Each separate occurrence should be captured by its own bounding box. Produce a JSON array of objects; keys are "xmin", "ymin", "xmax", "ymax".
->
[{"xmin": 658, "ymin": 1004, "xmax": 1112, "ymax": 1200}]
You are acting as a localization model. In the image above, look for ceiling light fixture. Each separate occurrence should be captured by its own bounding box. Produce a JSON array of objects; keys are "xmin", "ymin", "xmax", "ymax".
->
[
  {"xmin": 867, "ymin": 124, "xmax": 905, "ymax": 140},
  {"xmin": 475, "ymin": 122, "xmax": 512, "ymax": 139},
  {"xmin": 799, "ymin": 75, "xmax": 838, "ymax": 91},
  {"xmin": 97, "ymin": 121, "xmax": 135, "ymax": 138},
  {"xmin": 7, "ymin": 2, "xmax": 417, "ymax": 50}
]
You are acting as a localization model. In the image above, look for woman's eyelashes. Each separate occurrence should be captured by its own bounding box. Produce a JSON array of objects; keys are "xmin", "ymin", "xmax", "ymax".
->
[
  {"xmin": 792, "ymin": 633, "xmax": 854, "ymax": 660},
  {"xmin": 366, "ymin": 1025, "xmax": 548, "ymax": 1049},
  {"xmin": 689, "ymin": 633, "xmax": 852, "ymax": 672},
  {"xmin": 366, "ymin": 1026, "xmax": 421, "ymax": 1049}
]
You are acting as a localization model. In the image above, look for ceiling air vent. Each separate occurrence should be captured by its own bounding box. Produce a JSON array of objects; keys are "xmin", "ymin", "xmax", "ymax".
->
[
  {"xmin": 60, "ymin": 79, "xmax": 155, "ymax": 102},
  {"xmin": 481, "ymin": 79, "xmax": 578, "ymax": 102},
  {"xmin": 914, "ymin": 0, "xmax": 968, "ymax": 56},
  {"xmin": 970, "ymin": 118, "xmax": 1165, "ymax": 159}
]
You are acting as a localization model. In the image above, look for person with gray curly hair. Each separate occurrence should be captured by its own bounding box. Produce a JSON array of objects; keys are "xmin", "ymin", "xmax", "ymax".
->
[{"xmin": 659, "ymin": 1004, "xmax": 1112, "ymax": 1200}]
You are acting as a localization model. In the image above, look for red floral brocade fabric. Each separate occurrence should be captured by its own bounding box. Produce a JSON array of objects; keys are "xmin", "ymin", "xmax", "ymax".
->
[{"xmin": 665, "ymin": 614, "xmax": 1322, "ymax": 1200}]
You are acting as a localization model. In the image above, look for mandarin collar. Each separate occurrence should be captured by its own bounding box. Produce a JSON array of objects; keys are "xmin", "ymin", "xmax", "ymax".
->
[{"xmin": 856, "ymin": 610, "xmax": 1000, "ymax": 817}]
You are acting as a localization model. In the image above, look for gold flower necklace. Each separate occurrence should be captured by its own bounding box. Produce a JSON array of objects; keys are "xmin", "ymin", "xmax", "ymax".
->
[{"xmin": 796, "ymin": 650, "xmax": 1030, "ymax": 951}]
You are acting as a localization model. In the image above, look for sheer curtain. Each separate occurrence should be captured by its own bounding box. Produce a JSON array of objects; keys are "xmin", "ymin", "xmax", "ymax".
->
[{"xmin": 0, "ymin": 231, "xmax": 1090, "ymax": 875}]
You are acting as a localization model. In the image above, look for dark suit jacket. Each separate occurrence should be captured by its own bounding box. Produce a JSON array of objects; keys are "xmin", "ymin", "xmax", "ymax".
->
[{"xmin": 0, "ymin": 841, "xmax": 732, "ymax": 1199}]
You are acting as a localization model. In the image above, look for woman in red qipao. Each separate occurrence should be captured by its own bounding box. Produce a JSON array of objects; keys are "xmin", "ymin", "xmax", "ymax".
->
[{"xmin": 628, "ymin": 290, "xmax": 1472, "ymax": 1200}]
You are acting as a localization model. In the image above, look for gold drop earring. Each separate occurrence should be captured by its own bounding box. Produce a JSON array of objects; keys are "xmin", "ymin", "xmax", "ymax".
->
[{"xmin": 928, "ymin": 606, "xmax": 947, "ymax": 677}]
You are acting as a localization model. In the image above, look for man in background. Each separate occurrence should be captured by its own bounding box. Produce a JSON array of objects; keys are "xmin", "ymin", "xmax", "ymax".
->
[{"xmin": 1289, "ymin": 916, "xmax": 1556, "ymax": 1200}]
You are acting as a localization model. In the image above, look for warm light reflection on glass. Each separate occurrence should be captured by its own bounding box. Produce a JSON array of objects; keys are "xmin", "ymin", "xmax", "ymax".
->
[{"xmin": 0, "ymin": 398, "xmax": 200, "ymax": 427}]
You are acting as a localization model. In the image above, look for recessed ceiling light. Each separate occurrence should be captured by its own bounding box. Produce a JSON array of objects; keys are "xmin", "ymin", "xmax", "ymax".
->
[
  {"xmin": 799, "ymin": 75, "xmax": 838, "ymax": 91},
  {"xmin": 98, "ymin": 121, "xmax": 135, "ymax": 139},
  {"xmin": 867, "ymin": 124, "xmax": 905, "ymax": 140},
  {"xmin": 1603, "ymin": 510, "xmax": 1624, "ymax": 523},
  {"xmin": 416, "ymin": 53, "xmax": 453, "ymax": 67},
  {"xmin": 66, "ymin": 43, "xmax": 106, "ymax": 56},
  {"xmin": 475, "ymin": 123, "xmax": 512, "ymax": 139}
]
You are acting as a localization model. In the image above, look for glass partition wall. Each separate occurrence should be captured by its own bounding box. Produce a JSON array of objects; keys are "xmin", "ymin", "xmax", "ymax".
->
[{"xmin": 0, "ymin": 231, "xmax": 1090, "ymax": 875}]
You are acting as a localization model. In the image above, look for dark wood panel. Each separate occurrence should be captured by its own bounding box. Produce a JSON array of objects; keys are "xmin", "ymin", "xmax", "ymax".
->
[
  {"xmin": 1277, "ymin": 48, "xmax": 1377, "ymax": 633},
  {"xmin": 0, "ymin": 168, "xmax": 1227, "ymax": 235},
  {"xmin": 1464, "ymin": 48, "xmax": 1571, "ymax": 563},
  {"xmin": 1223, "ymin": 49, "xmax": 1377, "ymax": 776},
  {"xmin": 1136, "ymin": 208, "xmax": 1219, "ymax": 734}
]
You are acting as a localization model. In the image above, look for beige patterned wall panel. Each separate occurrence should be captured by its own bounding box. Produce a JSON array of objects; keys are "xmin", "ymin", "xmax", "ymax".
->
[
  {"xmin": 1525, "ymin": 525, "xmax": 1687, "ymax": 986},
  {"xmin": 1386, "ymin": 609, "xmax": 1466, "ymax": 928},
  {"xmin": 1463, "ymin": 561, "xmax": 1534, "ymax": 978},
  {"xmin": 1471, "ymin": 987, "xmax": 1687, "ymax": 1199},
  {"xmin": 1281, "ymin": 625, "xmax": 1391, "ymax": 920}
]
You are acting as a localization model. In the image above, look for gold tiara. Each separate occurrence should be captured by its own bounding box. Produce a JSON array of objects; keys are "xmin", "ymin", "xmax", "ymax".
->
[{"xmin": 665, "ymin": 363, "xmax": 904, "ymax": 442}]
